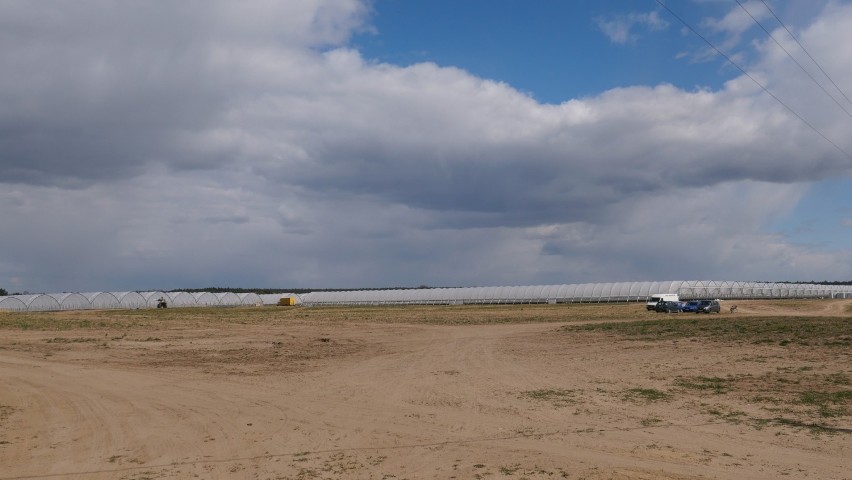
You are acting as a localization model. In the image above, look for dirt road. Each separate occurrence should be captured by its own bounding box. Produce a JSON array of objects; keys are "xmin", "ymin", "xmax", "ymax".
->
[{"xmin": 0, "ymin": 303, "xmax": 849, "ymax": 479}]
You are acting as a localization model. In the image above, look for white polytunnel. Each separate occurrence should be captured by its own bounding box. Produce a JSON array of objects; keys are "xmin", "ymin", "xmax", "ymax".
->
[
  {"xmin": 214, "ymin": 292, "xmax": 241, "ymax": 306},
  {"xmin": 192, "ymin": 292, "xmax": 219, "ymax": 306},
  {"xmin": 10, "ymin": 294, "xmax": 61, "ymax": 311},
  {"xmin": 0, "ymin": 296, "xmax": 28, "ymax": 311},
  {"xmin": 48, "ymin": 293, "xmax": 90, "ymax": 310},
  {"xmin": 166, "ymin": 291, "xmax": 196, "ymax": 307},
  {"xmin": 81, "ymin": 292, "xmax": 120, "ymax": 309},
  {"xmin": 237, "ymin": 292, "xmax": 263, "ymax": 306},
  {"xmin": 113, "ymin": 291, "xmax": 146, "ymax": 309}
]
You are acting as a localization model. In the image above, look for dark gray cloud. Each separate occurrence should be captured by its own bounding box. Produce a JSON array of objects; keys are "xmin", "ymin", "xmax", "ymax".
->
[{"xmin": 0, "ymin": 0, "xmax": 367, "ymax": 185}]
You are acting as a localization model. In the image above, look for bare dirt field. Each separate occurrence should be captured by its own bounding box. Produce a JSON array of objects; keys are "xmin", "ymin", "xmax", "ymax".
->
[{"xmin": 0, "ymin": 300, "xmax": 850, "ymax": 479}]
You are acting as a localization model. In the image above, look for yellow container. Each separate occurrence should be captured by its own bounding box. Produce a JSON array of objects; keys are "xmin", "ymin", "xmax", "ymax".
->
[{"xmin": 278, "ymin": 296, "xmax": 296, "ymax": 306}]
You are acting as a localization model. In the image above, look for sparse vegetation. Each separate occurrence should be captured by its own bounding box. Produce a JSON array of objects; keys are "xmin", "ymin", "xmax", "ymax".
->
[
  {"xmin": 0, "ymin": 405, "xmax": 15, "ymax": 423},
  {"xmin": 45, "ymin": 337, "xmax": 99, "ymax": 343},
  {"xmin": 0, "ymin": 303, "xmax": 648, "ymax": 331},
  {"xmin": 675, "ymin": 376, "xmax": 731, "ymax": 394},
  {"xmin": 640, "ymin": 417, "xmax": 662, "ymax": 426},
  {"xmin": 799, "ymin": 390, "xmax": 852, "ymax": 418},
  {"xmin": 521, "ymin": 389, "xmax": 580, "ymax": 407},
  {"xmin": 562, "ymin": 315, "xmax": 851, "ymax": 347},
  {"xmin": 623, "ymin": 387, "xmax": 670, "ymax": 402},
  {"xmin": 705, "ymin": 407, "xmax": 748, "ymax": 425}
]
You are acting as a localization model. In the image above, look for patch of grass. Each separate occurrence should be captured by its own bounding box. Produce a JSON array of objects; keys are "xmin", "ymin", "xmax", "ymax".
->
[
  {"xmin": 521, "ymin": 389, "xmax": 579, "ymax": 407},
  {"xmin": 675, "ymin": 376, "xmax": 731, "ymax": 394},
  {"xmin": 45, "ymin": 337, "xmax": 99, "ymax": 343},
  {"xmin": 560, "ymin": 316, "xmax": 851, "ymax": 347},
  {"xmin": 799, "ymin": 390, "xmax": 852, "ymax": 418},
  {"xmin": 772, "ymin": 417, "xmax": 852, "ymax": 435},
  {"xmin": 800, "ymin": 390, "xmax": 852, "ymax": 405},
  {"xmin": 825, "ymin": 373, "xmax": 851, "ymax": 386},
  {"xmin": 672, "ymin": 370, "xmax": 852, "ymax": 434},
  {"xmin": 623, "ymin": 388, "xmax": 670, "ymax": 402},
  {"xmin": 0, "ymin": 405, "xmax": 15, "ymax": 423},
  {"xmin": 706, "ymin": 407, "xmax": 747, "ymax": 424},
  {"xmin": 640, "ymin": 417, "xmax": 662, "ymax": 426}
]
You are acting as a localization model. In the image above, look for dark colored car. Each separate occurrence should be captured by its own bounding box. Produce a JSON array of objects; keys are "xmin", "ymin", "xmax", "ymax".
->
[
  {"xmin": 682, "ymin": 301, "xmax": 701, "ymax": 313},
  {"xmin": 696, "ymin": 299, "xmax": 721, "ymax": 314},
  {"xmin": 655, "ymin": 300, "xmax": 684, "ymax": 313}
]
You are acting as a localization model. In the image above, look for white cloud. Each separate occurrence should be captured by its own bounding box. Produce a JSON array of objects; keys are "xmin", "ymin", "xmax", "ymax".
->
[
  {"xmin": 703, "ymin": 0, "xmax": 770, "ymax": 37},
  {"xmin": 597, "ymin": 11, "xmax": 669, "ymax": 44}
]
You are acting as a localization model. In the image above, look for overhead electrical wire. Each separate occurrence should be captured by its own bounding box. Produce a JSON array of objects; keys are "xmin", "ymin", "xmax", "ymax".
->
[
  {"xmin": 735, "ymin": 0, "xmax": 852, "ymax": 118},
  {"xmin": 653, "ymin": 0, "xmax": 852, "ymax": 162},
  {"xmin": 759, "ymin": 0, "xmax": 852, "ymax": 108}
]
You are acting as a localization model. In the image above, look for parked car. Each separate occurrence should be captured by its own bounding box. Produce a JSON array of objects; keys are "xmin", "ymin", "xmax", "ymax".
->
[
  {"xmin": 682, "ymin": 301, "xmax": 701, "ymax": 313},
  {"xmin": 655, "ymin": 300, "xmax": 684, "ymax": 313},
  {"xmin": 696, "ymin": 299, "xmax": 721, "ymax": 314}
]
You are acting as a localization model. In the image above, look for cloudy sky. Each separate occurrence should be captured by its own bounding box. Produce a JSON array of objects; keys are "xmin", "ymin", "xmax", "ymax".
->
[{"xmin": 2, "ymin": 0, "xmax": 851, "ymax": 293}]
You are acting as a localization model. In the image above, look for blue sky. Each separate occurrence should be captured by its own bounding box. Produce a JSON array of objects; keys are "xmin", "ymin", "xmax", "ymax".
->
[
  {"xmin": 1, "ymin": 0, "xmax": 851, "ymax": 293},
  {"xmin": 354, "ymin": 1, "xmax": 712, "ymax": 102},
  {"xmin": 355, "ymin": 0, "xmax": 824, "ymax": 102}
]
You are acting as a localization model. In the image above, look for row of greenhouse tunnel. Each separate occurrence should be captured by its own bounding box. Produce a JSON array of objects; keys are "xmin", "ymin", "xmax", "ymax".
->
[
  {"xmin": 0, "ymin": 291, "xmax": 264, "ymax": 312},
  {"xmin": 294, "ymin": 280, "xmax": 852, "ymax": 306},
  {"xmin": 3, "ymin": 281, "xmax": 849, "ymax": 311}
]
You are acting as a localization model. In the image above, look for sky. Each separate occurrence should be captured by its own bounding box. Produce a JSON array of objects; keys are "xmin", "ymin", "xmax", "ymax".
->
[{"xmin": 1, "ymin": 0, "xmax": 851, "ymax": 293}]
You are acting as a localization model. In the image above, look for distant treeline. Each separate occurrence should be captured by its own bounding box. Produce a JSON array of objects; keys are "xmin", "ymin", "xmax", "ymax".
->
[
  {"xmin": 171, "ymin": 285, "xmax": 440, "ymax": 295},
  {"xmin": 778, "ymin": 280, "xmax": 852, "ymax": 286}
]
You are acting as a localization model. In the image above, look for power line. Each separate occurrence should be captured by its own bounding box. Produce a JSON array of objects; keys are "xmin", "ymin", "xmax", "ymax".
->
[
  {"xmin": 759, "ymin": 0, "xmax": 852, "ymax": 108},
  {"xmin": 736, "ymin": 0, "xmax": 852, "ymax": 117},
  {"xmin": 653, "ymin": 0, "xmax": 852, "ymax": 162}
]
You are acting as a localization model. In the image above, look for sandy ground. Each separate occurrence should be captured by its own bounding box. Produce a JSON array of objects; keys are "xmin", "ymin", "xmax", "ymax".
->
[{"xmin": 0, "ymin": 301, "xmax": 850, "ymax": 479}]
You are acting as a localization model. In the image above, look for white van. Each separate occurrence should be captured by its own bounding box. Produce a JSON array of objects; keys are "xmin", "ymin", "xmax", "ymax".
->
[{"xmin": 646, "ymin": 293, "xmax": 679, "ymax": 310}]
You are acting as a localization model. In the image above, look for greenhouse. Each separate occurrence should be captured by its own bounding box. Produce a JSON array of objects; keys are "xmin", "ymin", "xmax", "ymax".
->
[
  {"xmin": 48, "ymin": 293, "xmax": 90, "ymax": 310},
  {"xmin": 238, "ymin": 292, "xmax": 263, "ymax": 306},
  {"xmin": 298, "ymin": 281, "xmax": 852, "ymax": 306},
  {"xmin": 0, "ymin": 290, "xmax": 281, "ymax": 311},
  {"xmin": 0, "ymin": 296, "xmax": 28, "ymax": 311},
  {"xmin": 192, "ymin": 291, "xmax": 219, "ymax": 306},
  {"xmin": 113, "ymin": 292, "xmax": 147, "ymax": 309},
  {"xmin": 4, "ymin": 294, "xmax": 62, "ymax": 311},
  {"xmin": 215, "ymin": 292, "xmax": 241, "ymax": 306},
  {"xmin": 167, "ymin": 291, "xmax": 197, "ymax": 307},
  {"xmin": 82, "ymin": 292, "xmax": 121, "ymax": 309}
]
